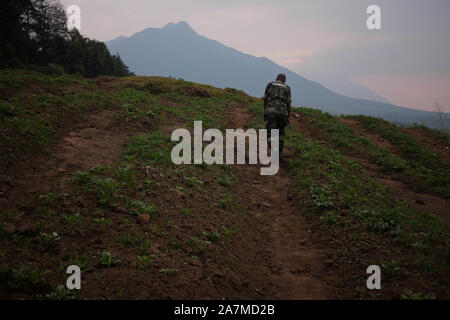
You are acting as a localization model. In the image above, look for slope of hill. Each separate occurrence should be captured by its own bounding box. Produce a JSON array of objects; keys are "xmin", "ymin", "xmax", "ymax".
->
[
  {"xmin": 106, "ymin": 21, "xmax": 448, "ymax": 129},
  {"xmin": 0, "ymin": 70, "xmax": 449, "ymax": 300}
]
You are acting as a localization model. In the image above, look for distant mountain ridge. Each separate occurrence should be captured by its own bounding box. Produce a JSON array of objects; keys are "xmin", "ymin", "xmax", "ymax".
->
[
  {"xmin": 304, "ymin": 75, "xmax": 391, "ymax": 104},
  {"xmin": 107, "ymin": 21, "xmax": 448, "ymax": 128}
]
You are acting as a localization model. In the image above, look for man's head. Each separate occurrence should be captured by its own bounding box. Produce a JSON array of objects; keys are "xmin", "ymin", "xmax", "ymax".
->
[{"xmin": 276, "ymin": 73, "xmax": 286, "ymax": 83}]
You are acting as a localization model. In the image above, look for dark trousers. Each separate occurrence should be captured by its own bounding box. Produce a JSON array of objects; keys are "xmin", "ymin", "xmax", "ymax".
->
[{"xmin": 264, "ymin": 114, "xmax": 287, "ymax": 155}]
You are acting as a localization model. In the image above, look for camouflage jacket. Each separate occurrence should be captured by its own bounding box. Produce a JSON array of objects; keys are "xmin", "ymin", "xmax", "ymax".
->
[{"xmin": 263, "ymin": 80, "xmax": 292, "ymax": 117}]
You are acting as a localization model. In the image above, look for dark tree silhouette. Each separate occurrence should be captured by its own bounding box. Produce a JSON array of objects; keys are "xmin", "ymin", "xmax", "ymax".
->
[{"xmin": 0, "ymin": 0, "xmax": 134, "ymax": 77}]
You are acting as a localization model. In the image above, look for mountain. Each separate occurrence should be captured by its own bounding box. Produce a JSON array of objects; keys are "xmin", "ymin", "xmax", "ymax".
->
[
  {"xmin": 107, "ymin": 35, "xmax": 127, "ymax": 46},
  {"xmin": 106, "ymin": 21, "xmax": 447, "ymax": 128},
  {"xmin": 299, "ymin": 74, "xmax": 391, "ymax": 104}
]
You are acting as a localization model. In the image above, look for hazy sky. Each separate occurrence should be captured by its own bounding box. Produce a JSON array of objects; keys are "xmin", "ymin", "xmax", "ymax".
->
[{"xmin": 60, "ymin": 0, "xmax": 450, "ymax": 111}]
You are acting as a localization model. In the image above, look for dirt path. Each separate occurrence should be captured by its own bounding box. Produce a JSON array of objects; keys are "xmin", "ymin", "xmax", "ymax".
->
[
  {"xmin": 227, "ymin": 107, "xmax": 334, "ymax": 299},
  {"xmin": 3, "ymin": 108, "xmax": 128, "ymax": 207},
  {"xmin": 57, "ymin": 109, "xmax": 126, "ymax": 171},
  {"xmin": 240, "ymin": 166, "xmax": 334, "ymax": 299}
]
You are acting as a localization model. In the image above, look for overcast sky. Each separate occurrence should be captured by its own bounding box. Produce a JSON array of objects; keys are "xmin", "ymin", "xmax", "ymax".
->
[{"xmin": 60, "ymin": 0, "xmax": 450, "ymax": 112}]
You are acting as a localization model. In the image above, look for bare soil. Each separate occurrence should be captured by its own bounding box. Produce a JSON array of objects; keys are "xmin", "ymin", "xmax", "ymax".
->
[
  {"xmin": 226, "ymin": 107, "xmax": 335, "ymax": 299},
  {"xmin": 1, "ymin": 97, "xmax": 338, "ymax": 299},
  {"xmin": 2, "ymin": 91, "xmax": 447, "ymax": 299},
  {"xmin": 2, "ymin": 108, "xmax": 128, "ymax": 206}
]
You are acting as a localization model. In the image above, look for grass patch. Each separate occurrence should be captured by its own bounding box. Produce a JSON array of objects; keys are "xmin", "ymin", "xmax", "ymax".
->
[
  {"xmin": 283, "ymin": 126, "xmax": 449, "ymax": 297},
  {"xmin": 294, "ymin": 107, "xmax": 450, "ymax": 197},
  {"xmin": 125, "ymin": 133, "xmax": 172, "ymax": 165},
  {"xmin": 0, "ymin": 264, "xmax": 51, "ymax": 293}
]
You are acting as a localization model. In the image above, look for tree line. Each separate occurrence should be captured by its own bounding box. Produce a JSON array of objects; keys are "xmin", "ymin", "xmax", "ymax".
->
[{"xmin": 0, "ymin": 0, "xmax": 134, "ymax": 77}]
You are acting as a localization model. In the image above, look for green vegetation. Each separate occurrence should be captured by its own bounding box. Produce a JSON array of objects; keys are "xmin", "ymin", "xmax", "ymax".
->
[
  {"xmin": 74, "ymin": 171, "xmax": 120, "ymax": 207},
  {"xmin": 61, "ymin": 256, "xmax": 91, "ymax": 273},
  {"xmin": 99, "ymin": 250, "xmax": 119, "ymax": 267},
  {"xmin": 46, "ymin": 285, "xmax": 77, "ymax": 300},
  {"xmin": 0, "ymin": 72, "xmax": 116, "ymax": 163},
  {"xmin": 292, "ymin": 107, "xmax": 450, "ymax": 197},
  {"xmin": 409, "ymin": 123, "xmax": 450, "ymax": 144},
  {"xmin": 347, "ymin": 115, "xmax": 450, "ymax": 196},
  {"xmin": 0, "ymin": 264, "xmax": 51, "ymax": 293},
  {"xmin": 401, "ymin": 290, "xmax": 436, "ymax": 300},
  {"xmin": 202, "ymin": 231, "xmax": 222, "ymax": 242},
  {"xmin": 285, "ymin": 126, "xmax": 448, "ymax": 296},
  {"xmin": 222, "ymin": 225, "xmax": 238, "ymax": 237},
  {"xmin": 62, "ymin": 213, "xmax": 83, "ymax": 233},
  {"xmin": 137, "ymin": 255, "xmax": 153, "ymax": 271},
  {"xmin": 286, "ymin": 118, "xmax": 449, "ymax": 295},
  {"xmin": 1, "ymin": 69, "xmax": 447, "ymax": 299},
  {"xmin": 40, "ymin": 232, "xmax": 61, "ymax": 250},
  {"xmin": 159, "ymin": 268, "xmax": 177, "ymax": 275},
  {"xmin": 1, "ymin": 1, "xmax": 133, "ymax": 77},
  {"xmin": 245, "ymin": 101, "xmax": 450, "ymax": 298},
  {"xmin": 92, "ymin": 218, "xmax": 112, "ymax": 230},
  {"xmin": 125, "ymin": 133, "xmax": 172, "ymax": 165},
  {"xmin": 111, "ymin": 78, "xmax": 251, "ymax": 130},
  {"xmin": 185, "ymin": 237, "xmax": 211, "ymax": 254}
]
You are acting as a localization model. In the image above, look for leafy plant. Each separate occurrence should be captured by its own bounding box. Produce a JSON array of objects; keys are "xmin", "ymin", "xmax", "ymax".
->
[
  {"xmin": 159, "ymin": 268, "xmax": 177, "ymax": 275},
  {"xmin": 46, "ymin": 285, "xmax": 76, "ymax": 300},
  {"xmin": 99, "ymin": 250, "xmax": 119, "ymax": 267},
  {"xmin": 0, "ymin": 264, "xmax": 51, "ymax": 292},
  {"xmin": 310, "ymin": 185, "xmax": 334, "ymax": 208},
  {"xmin": 381, "ymin": 260, "xmax": 401, "ymax": 276},
  {"xmin": 218, "ymin": 176, "xmax": 232, "ymax": 187},
  {"xmin": 186, "ymin": 237, "xmax": 210, "ymax": 254},
  {"xmin": 137, "ymin": 255, "xmax": 153, "ymax": 264},
  {"xmin": 400, "ymin": 290, "xmax": 436, "ymax": 300},
  {"xmin": 222, "ymin": 225, "xmax": 238, "ymax": 237},
  {"xmin": 62, "ymin": 213, "xmax": 83, "ymax": 233},
  {"xmin": 320, "ymin": 211, "xmax": 339, "ymax": 224},
  {"xmin": 202, "ymin": 231, "xmax": 222, "ymax": 242},
  {"xmin": 40, "ymin": 232, "xmax": 61, "ymax": 249},
  {"xmin": 128, "ymin": 200, "xmax": 157, "ymax": 216},
  {"xmin": 92, "ymin": 217, "xmax": 112, "ymax": 230}
]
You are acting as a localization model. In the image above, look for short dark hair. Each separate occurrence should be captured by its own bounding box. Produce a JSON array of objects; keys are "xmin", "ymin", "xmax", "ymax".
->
[{"xmin": 276, "ymin": 73, "xmax": 286, "ymax": 83}]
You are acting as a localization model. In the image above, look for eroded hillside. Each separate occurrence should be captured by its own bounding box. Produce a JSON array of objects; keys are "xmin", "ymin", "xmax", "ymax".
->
[{"xmin": 0, "ymin": 70, "xmax": 448, "ymax": 299}]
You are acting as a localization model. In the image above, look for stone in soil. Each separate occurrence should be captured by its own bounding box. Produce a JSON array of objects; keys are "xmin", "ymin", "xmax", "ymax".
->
[{"xmin": 137, "ymin": 214, "xmax": 150, "ymax": 224}]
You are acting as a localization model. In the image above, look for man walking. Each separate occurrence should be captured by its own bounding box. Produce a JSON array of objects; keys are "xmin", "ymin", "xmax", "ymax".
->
[{"xmin": 263, "ymin": 73, "xmax": 292, "ymax": 158}]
